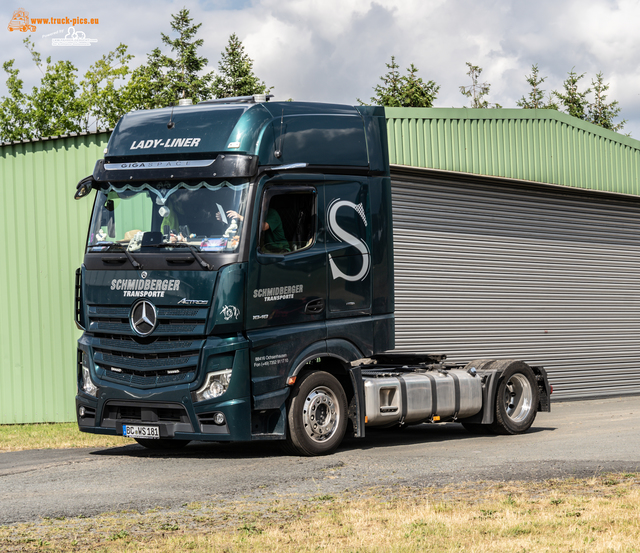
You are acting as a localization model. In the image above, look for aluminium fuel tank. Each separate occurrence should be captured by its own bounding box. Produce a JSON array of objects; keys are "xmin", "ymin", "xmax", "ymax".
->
[{"xmin": 362, "ymin": 369, "xmax": 483, "ymax": 427}]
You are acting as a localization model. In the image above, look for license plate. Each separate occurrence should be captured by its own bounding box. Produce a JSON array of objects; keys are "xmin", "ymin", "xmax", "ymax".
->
[{"xmin": 123, "ymin": 424, "xmax": 160, "ymax": 439}]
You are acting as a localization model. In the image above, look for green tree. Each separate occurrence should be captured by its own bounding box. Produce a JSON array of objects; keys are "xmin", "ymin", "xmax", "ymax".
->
[
  {"xmin": 122, "ymin": 8, "xmax": 214, "ymax": 108},
  {"xmin": 29, "ymin": 58, "xmax": 83, "ymax": 137},
  {"xmin": 211, "ymin": 33, "xmax": 270, "ymax": 98},
  {"xmin": 402, "ymin": 64, "xmax": 439, "ymax": 107},
  {"xmin": 78, "ymin": 43, "xmax": 133, "ymax": 130},
  {"xmin": 460, "ymin": 62, "xmax": 499, "ymax": 108},
  {"xmin": 122, "ymin": 48, "xmax": 168, "ymax": 111},
  {"xmin": 587, "ymin": 72, "xmax": 625, "ymax": 132},
  {"xmin": 21, "ymin": 36, "xmax": 83, "ymax": 138},
  {"xmin": 553, "ymin": 68, "xmax": 590, "ymax": 120},
  {"xmin": 1, "ymin": 37, "xmax": 137, "ymax": 140},
  {"xmin": 516, "ymin": 64, "xmax": 558, "ymax": 110},
  {"xmin": 361, "ymin": 56, "xmax": 439, "ymax": 107},
  {"xmin": 0, "ymin": 59, "xmax": 33, "ymax": 141},
  {"xmin": 161, "ymin": 8, "xmax": 213, "ymax": 102},
  {"xmin": 363, "ymin": 56, "xmax": 402, "ymax": 106}
]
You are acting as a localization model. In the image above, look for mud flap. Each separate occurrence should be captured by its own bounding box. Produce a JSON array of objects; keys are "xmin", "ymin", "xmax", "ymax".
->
[{"xmin": 347, "ymin": 365, "xmax": 366, "ymax": 437}]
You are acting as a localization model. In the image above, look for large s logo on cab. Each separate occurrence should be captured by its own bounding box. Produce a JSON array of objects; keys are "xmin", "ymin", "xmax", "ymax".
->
[{"xmin": 327, "ymin": 199, "xmax": 371, "ymax": 282}]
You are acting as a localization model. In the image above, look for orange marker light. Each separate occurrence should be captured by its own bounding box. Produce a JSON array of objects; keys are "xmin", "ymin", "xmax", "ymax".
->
[
  {"xmin": 287, "ymin": 376, "xmax": 297, "ymax": 386},
  {"xmin": 365, "ymin": 416, "xmax": 368, "ymax": 424}
]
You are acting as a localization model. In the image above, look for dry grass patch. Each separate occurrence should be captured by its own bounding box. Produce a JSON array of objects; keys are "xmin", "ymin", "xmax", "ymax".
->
[
  {"xmin": 0, "ymin": 423, "xmax": 129, "ymax": 452},
  {"xmin": 1, "ymin": 474, "xmax": 639, "ymax": 552}
]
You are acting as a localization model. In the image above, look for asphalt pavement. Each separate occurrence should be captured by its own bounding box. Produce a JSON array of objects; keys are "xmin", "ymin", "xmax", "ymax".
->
[{"xmin": 1, "ymin": 396, "xmax": 639, "ymax": 524}]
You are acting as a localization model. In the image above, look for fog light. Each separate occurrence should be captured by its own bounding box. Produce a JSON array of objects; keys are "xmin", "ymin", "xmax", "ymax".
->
[
  {"xmin": 78, "ymin": 406, "xmax": 86, "ymax": 418},
  {"xmin": 192, "ymin": 369, "xmax": 232, "ymax": 402},
  {"xmin": 213, "ymin": 412, "xmax": 226, "ymax": 425}
]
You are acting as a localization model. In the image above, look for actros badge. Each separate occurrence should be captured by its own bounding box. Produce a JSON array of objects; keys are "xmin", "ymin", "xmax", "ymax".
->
[{"xmin": 130, "ymin": 300, "xmax": 158, "ymax": 336}]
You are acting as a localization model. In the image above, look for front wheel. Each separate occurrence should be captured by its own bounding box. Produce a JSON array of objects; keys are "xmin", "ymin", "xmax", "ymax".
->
[
  {"xmin": 285, "ymin": 371, "xmax": 348, "ymax": 456},
  {"xmin": 490, "ymin": 360, "xmax": 539, "ymax": 435}
]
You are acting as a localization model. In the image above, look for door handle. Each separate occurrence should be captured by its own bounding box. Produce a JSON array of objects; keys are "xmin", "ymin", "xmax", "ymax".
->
[{"xmin": 304, "ymin": 298, "xmax": 325, "ymax": 315}]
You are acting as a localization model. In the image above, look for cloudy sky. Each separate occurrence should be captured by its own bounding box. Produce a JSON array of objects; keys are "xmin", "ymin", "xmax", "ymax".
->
[{"xmin": 3, "ymin": 0, "xmax": 640, "ymax": 136}]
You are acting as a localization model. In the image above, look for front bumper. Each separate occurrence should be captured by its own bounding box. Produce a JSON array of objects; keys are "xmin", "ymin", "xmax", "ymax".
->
[
  {"xmin": 76, "ymin": 333, "xmax": 253, "ymax": 442},
  {"xmin": 76, "ymin": 392, "xmax": 252, "ymax": 442}
]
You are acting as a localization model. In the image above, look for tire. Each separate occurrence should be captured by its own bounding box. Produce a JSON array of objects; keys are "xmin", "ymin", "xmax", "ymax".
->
[
  {"xmin": 286, "ymin": 371, "xmax": 348, "ymax": 456},
  {"xmin": 489, "ymin": 360, "xmax": 539, "ymax": 435},
  {"xmin": 135, "ymin": 438, "xmax": 190, "ymax": 450}
]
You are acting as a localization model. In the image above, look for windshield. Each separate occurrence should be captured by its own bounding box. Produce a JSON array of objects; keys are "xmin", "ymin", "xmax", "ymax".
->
[{"xmin": 87, "ymin": 179, "xmax": 249, "ymax": 253}]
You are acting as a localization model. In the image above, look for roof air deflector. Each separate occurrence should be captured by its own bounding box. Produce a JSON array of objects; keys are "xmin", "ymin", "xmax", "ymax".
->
[{"xmin": 200, "ymin": 94, "xmax": 274, "ymax": 105}]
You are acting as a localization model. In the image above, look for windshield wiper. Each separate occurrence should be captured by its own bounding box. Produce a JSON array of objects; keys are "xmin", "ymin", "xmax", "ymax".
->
[
  {"xmin": 172, "ymin": 243, "xmax": 213, "ymax": 271},
  {"xmin": 104, "ymin": 243, "xmax": 142, "ymax": 270},
  {"xmin": 146, "ymin": 242, "xmax": 213, "ymax": 271}
]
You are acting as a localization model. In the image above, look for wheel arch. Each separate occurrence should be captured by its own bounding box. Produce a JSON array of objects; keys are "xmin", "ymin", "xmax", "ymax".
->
[
  {"xmin": 459, "ymin": 359, "xmax": 540, "ymax": 431},
  {"xmin": 287, "ymin": 338, "xmax": 366, "ymax": 438}
]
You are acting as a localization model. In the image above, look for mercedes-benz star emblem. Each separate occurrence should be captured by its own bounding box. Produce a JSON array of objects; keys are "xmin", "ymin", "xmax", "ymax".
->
[{"xmin": 130, "ymin": 300, "xmax": 157, "ymax": 336}]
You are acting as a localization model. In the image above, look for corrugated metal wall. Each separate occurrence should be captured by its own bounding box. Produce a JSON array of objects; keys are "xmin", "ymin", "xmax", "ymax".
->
[
  {"xmin": 3, "ymin": 109, "xmax": 640, "ymax": 423},
  {"xmin": 385, "ymin": 108, "xmax": 640, "ymax": 196},
  {"xmin": 392, "ymin": 166, "xmax": 640, "ymax": 400},
  {"xmin": 0, "ymin": 133, "xmax": 109, "ymax": 424}
]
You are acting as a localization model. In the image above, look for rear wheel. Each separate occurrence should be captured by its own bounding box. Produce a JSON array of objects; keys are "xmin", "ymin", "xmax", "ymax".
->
[
  {"xmin": 135, "ymin": 438, "xmax": 190, "ymax": 450},
  {"xmin": 285, "ymin": 371, "xmax": 348, "ymax": 456},
  {"xmin": 489, "ymin": 360, "xmax": 539, "ymax": 435}
]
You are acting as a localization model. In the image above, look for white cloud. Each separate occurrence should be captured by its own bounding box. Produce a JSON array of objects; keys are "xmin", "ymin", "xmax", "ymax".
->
[{"xmin": 1, "ymin": 0, "xmax": 638, "ymax": 135}]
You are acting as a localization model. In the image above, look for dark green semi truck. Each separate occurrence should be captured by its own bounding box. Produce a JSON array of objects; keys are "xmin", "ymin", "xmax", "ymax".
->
[{"xmin": 74, "ymin": 97, "xmax": 551, "ymax": 456}]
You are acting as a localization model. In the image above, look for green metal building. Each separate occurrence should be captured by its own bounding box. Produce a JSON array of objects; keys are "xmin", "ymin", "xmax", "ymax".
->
[
  {"xmin": 1, "ymin": 107, "xmax": 639, "ymax": 424},
  {"xmin": 0, "ymin": 132, "xmax": 110, "ymax": 424},
  {"xmin": 387, "ymin": 108, "xmax": 640, "ymax": 400}
]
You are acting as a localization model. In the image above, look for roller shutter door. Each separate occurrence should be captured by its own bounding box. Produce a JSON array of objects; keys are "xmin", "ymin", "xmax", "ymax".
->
[{"xmin": 391, "ymin": 167, "xmax": 640, "ymax": 400}]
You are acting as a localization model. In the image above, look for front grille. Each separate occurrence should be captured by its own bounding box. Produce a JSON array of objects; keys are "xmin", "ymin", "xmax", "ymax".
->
[
  {"xmin": 99, "ymin": 352, "xmax": 193, "ymax": 368},
  {"xmin": 89, "ymin": 333, "xmax": 204, "ymax": 389},
  {"xmin": 101, "ymin": 401, "xmax": 194, "ymax": 433},
  {"xmin": 87, "ymin": 305, "xmax": 207, "ymax": 337},
  {"xmin": 90, "ymin": 320, "xmax": 199, "ymax": 334},
  {"xmin": 98, "ymin": 335, "xmax": 194, "ymax": 351},
  {"xmin": 103, "ymin": 366, "xmax": 194, "ymax": 387},
  {"xmin": 93, "ymin": 306, "xmax": 130, "ymax": 316}
]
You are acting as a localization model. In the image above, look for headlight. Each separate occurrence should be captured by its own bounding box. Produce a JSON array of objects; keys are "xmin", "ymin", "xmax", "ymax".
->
[
  {"xmin": 192, "ymin": 369, "xmax": 232, "ymax": 402},
  {"xmin": 80, "ymin": 352, "xmax": 98, "ymax": 397}
]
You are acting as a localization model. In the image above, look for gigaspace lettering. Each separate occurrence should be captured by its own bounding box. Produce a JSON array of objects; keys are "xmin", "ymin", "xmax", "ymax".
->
[{"xmin": 327, "ymin": 199, "xmax": 371, "ymax": 282}]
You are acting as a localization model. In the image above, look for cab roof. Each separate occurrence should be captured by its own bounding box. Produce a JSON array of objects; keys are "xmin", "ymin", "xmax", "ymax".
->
[{"xmin": 105, "ymin": 101, "xmax": 388, "ymax": 174}]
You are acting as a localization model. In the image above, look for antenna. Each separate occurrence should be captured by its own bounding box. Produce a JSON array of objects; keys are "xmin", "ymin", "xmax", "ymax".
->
[
  {"xmin": 274, "ymin": 109, "xmax": 284, "ymax": 158},
  {"xmin": 167, "ymin": 103, "xmax": 175, "ymax": 129}
]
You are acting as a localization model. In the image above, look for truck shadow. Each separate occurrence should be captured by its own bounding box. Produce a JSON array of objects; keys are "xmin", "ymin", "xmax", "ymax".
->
[
  {"xmin": 344, "ymin": 423, "xmax": 555, "ymax": 451},
  {"xmin": 90, "ymin": 423, "xmax": 556, "ymax": 460}
]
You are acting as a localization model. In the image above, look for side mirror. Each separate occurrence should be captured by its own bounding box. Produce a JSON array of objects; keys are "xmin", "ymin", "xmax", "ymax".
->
[{"xmin": 74, "ymin": 175, "xmax": 94, "ymax": 200}]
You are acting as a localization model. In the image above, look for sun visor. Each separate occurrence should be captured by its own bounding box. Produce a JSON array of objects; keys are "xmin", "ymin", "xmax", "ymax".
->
[{"xmin": 104, "ymin": 104, "xmax": 252, "ymax": 161}]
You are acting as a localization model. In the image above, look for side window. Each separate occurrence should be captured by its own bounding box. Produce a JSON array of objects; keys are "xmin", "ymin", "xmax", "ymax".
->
[{"xmin": 259, "ymin": 187, "xmax": 317, "ymax": 254}]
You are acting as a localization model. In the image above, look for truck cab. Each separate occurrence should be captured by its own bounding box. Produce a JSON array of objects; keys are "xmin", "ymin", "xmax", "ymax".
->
[{"xmin": 75, "ymin": 99, "xmax": 395, "ymax": 454}]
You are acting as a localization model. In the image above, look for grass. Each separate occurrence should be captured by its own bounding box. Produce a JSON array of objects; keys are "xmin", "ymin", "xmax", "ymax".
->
[
  {"xmin": 2, "ymin": 425, "xmax": 639, "ymax": 551},
  {"xmin": 1, "ymin": 474, "xmax": 639, "ymax": 552},
  {"xmin": 0, "ymin": 423, "xmax": 129, "ymax": 452}
]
